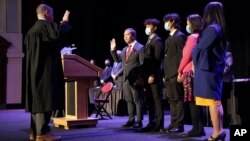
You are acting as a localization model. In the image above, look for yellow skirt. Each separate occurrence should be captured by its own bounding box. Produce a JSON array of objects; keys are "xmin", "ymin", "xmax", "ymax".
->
[{"xmin": 195, "ymin": 97, "xmax": 222, "ymax": 106}]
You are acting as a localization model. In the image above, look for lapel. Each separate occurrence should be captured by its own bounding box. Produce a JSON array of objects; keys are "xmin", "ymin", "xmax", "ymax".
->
[
  {"xmin": 146, "ymin": 38, "xmax": 151, "ymax": 49},
  {"xmin": 165, "ymin": 30, "xmax": 177, "ymax": 54},
  {"xmin": 164, "ymin": 36, "xmax": 171, "ymax": 54},
  {"xmin": 126, "ymin": 42, "xmax": 137, "ymax": 62},
  {"xmin": 146, "ymin": 35, "xmax": 157, "ymax": 51},
  {"xmin": 122, "ymin": 48, "xmax": 127, "ymax": 62}
]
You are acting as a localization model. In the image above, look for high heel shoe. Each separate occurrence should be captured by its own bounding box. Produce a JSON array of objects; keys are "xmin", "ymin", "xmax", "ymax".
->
[{"xmin": 206, "ymin": 131, "xmax": 226, "ymax": 141}]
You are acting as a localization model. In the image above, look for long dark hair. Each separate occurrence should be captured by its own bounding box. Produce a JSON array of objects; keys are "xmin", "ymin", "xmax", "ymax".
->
[
  {"xmin": 187, "ymin": 14, "xmax": 203, "ymax": 34},
  {"xmin": 203, "ymin": 1, "xmax": 227, "ymax": 46}
]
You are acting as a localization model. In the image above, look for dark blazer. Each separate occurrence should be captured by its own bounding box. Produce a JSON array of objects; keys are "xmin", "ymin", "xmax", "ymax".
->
[
  {"xmin": 192, "ymin": 24, "xmax": 226, "ymax": 100},
  {"xmin": 111, "ymin": 41, "xmax": 144, "ymax": 84},
  {"xmin": 100, "ymin": 66, "xmax": 113, "ymax": 83},
  {"xmin": 143, "ymin": 35, "xmax": 164, "ymax": 78},
  {"xmin": 192, "ymin": 24, "xmax": 225, "ymax": 74},
  {"xmin": 163, "ymin": 30, "xmax": 186, "ymax": 80}
]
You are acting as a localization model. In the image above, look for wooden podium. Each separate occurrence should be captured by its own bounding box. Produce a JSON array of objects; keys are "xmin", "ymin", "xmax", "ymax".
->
[{"xmin": 53, "ymin": 54, "xmax": 101, "ymax": 129}]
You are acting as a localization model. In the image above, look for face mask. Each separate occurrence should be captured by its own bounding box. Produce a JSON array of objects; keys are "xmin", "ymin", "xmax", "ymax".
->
[
  {"xmin": 186, "ymin": 25, "xmax": 191, "ymax": 34},
  {"xmin": 164, "ymin": 22, "xmax": 170, "ymax": 31},
  {"xmin": 145, "ymin": 27, "xmax": 152, "ymax": 36},
  {"xmin": 105, "ymin": 63, "xmax": 110, "ymax": 67}
]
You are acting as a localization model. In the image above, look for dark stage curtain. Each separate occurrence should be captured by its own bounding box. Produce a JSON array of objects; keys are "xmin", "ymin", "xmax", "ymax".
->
[{"xmin": 22, "ymin": 0, "xmax": 250, "ymax": 125}]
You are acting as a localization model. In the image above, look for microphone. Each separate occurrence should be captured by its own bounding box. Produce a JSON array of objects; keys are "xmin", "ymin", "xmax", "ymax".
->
[
  {"xmin": 61, "ymin": 43, "xmax": 77, "ymax": 55},
  {"xmin": 70, "ymin": 44, "xmax": 77, "ymax": 50}
]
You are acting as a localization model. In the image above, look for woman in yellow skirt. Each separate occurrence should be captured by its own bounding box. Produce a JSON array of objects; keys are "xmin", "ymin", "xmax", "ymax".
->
[{"xmin": 192, "ymin": 1, "xmax": 227, "ymax": 141}]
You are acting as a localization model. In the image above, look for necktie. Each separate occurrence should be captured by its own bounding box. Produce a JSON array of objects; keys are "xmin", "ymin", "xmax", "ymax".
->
[
  {"xmin": 126, "ymin": 45, "xmax": 132, "ymax": 61},
  {"xmin": 146, "ymin": 38, "xmax": 151, "ymax": 49}
]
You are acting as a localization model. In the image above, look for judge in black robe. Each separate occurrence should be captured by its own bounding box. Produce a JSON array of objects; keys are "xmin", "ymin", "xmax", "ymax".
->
[{"xmin": 24, "ymin": 4, "xmax": 71, "ymax": 140}]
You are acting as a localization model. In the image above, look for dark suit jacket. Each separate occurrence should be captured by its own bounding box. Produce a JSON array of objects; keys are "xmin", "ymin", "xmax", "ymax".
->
[
  {"xmin": 163, "ymin": 30, "xmax": 186, "ymax": 80},
  {"xmin": 192, "ymin": 24, "xmax": 225, "ymax": 100},
  {"xmin": 143, "ymin": 34, "xmax": 164, "ymax": 79},
  {"xmin": 100, "ymin": 66, "xmax": 113, "ymax": 83},
  {"xmin": 111, "ymin": 41, "xmax": 144, "ymax": 84},
  {"xmin": 192, "ymin": 24, "xmax": 225, "ymax": 74}
]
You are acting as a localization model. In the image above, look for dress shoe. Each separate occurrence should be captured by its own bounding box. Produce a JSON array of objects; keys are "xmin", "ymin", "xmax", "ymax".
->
[
  {"xmin": 122, "ymin": 120, "xmax": 135, "ymax": 128},
  {"xmin": 206, "ymin": 131, "xmax": 226, "ymax": 141},
  {"xmin": 35, "ymin": 133, "xmax": 61, "ymax": 141},
  {"xmin": 133, "ymin": 121, "xmax": 143, "ymax": 129},
  {"xmin": 164, "ymin": 124, "xmax": 174, "ymax": 133},
  {"xmin": 150, "ymin": 122, "xmax": 164, "ymax": 132},
  {"xmin": 139, "ymin": 122, "xmax": 155, "ymax": 132},
  {"xmin": 146, "ymin": 122, "xmax": 156, "ymax": 128},
  {"xmin": 182, "ymin": 130, "xmax": 206, "ymax": 137},
  {"xmin": 152, "ymin": 126, "xmax": 165, "ymax": 132},
  {"xmin": 168, "ymin": 127, "xmax": 184, "ymax": 133}
]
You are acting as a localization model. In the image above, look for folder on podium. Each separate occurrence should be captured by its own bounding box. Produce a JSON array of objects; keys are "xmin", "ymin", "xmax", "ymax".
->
[{"xmin": 53, "ymin": 54, "xmax": 101, "ymax": 129}]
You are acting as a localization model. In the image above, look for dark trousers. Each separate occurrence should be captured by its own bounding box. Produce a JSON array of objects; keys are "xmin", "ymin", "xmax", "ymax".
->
[
  {"xmin": 145, "ymin": 81, "xmax": 164, "ymax": 128},
  {"xmin": 188, "ymin": 101, "xmax": 205, "ymax": 133},
  {"xmin": 165, "ymin": 76, "xmax": 184, "ymax": 128},
  {"xmin": 123, "ymin": 80, "xmax": 143, "ymax": 122},
  {"xmin": 30, "ymin": 112, "xmax": 52, "ymax": 136}
]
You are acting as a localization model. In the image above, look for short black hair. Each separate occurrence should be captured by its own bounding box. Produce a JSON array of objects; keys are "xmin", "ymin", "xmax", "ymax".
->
[
  {"xmin": 125, "ymin": 28, "xmax": 137, "ymax": 38},
  {"xmin": 163, "ymin": 13, "xmax": 181, "ymax": 29},
  {"xmin": 143, "ymin": 18, "xmax": 160, "ymax": 27}
]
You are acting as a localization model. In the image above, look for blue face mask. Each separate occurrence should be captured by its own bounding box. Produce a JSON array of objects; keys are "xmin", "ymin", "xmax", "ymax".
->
[
  {"xmin": 164, "ymin": 23, "xmax": 170, "ymax": 31},
  {"xmin": 145, "ymin": 27, "xmax": 152, "ymax": 36},
  {"xmin": 186, "ymin": 25, "xmax": 191, "ymax": 34}
]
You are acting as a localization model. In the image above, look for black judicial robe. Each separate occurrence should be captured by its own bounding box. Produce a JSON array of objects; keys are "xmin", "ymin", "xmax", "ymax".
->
[{"xmin": 25, "ymin": 20, "xmax": 71, "ymax": 113}]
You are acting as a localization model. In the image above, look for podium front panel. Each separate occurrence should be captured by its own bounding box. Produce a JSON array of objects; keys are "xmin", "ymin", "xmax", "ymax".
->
[{"xmin": 66, "ymin": 81, "xmax": 76, "ymax": 116}]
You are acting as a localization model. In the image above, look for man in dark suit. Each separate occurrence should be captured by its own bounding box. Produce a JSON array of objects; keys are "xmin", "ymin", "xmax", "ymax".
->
[
  {"xmin": 88, "ymin": 59, "xmax": 113, "ymax": 115},
  {"xmin": 110, "ymin": 28, "xmax": 144, "ymax": 128},
  {"xmin": 141, "ymin": 18, "xmax": 164, "ymax": 132},
  {"xmin": 162, "ymin": 13, "xmax": 186, "ymax": 133},
  {"xmin": 100, "ymin": 59, "xmax": 113, "ymax": 85},
  {"xmin": 92, "ymin": 59, "xmax": 113, "ymax": 87}
]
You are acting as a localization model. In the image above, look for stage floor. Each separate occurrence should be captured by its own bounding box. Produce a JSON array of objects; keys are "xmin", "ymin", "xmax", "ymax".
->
[{"xmin": 0, "ymin": 109, "xmax": 230, "ymax": 141}]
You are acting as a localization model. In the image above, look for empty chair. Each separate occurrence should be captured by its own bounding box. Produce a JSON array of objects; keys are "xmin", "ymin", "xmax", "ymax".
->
[{"xmin": 94, "ymin": 82, "xmax": 113, "ymax": 119}]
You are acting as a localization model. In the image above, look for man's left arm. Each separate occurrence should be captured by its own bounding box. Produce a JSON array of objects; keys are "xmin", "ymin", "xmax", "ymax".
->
[{"xmin": 139, "ymin": 45, "xmax": 145, "ymax": 65}]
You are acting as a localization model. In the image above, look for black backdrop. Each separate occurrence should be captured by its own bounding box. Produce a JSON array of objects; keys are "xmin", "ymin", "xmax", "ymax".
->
[
  {"xmin": 22, "ymin": 0, "xmax": 250, "ymax": 124},
  {"xmin": 22, "ymin": 0, "xmax": 250, "ymax": 77},
  {"xmin": 20, "ymin": 0, "xmax": 250, "ymax": 125}
]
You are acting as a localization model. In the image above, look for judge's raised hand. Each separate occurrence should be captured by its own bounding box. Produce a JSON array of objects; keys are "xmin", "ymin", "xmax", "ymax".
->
[
  {"xmin": 110, "ymin": 38, "xmax": 116, "ymax": 51},
  {"xmin": 62, "ymin": 10, "xmax": 70, "ymax": 22}
]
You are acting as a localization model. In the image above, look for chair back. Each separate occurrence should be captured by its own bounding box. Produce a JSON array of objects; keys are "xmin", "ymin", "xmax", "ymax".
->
[{"xmin": 101, "ymin": 82, "xmax": 113, "ymax": 93}]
